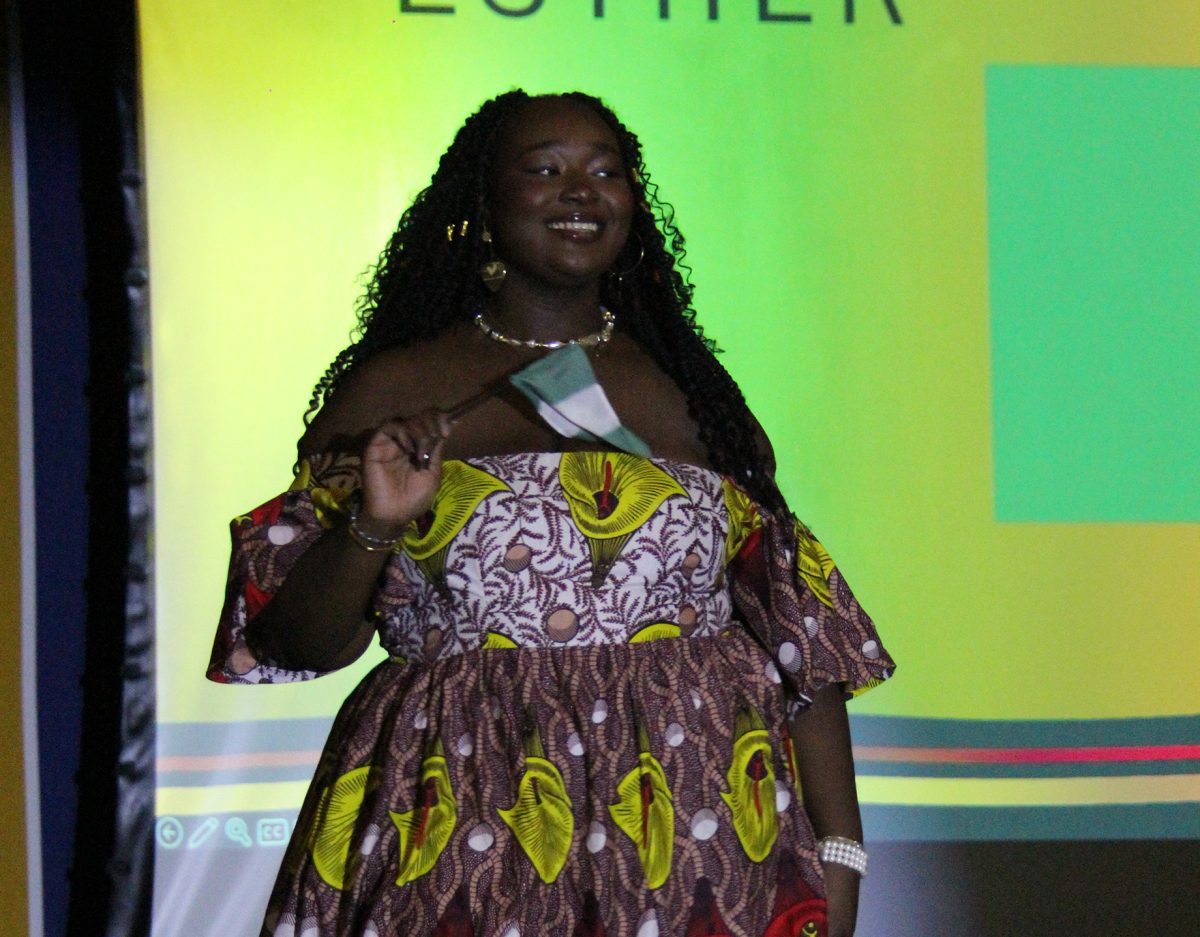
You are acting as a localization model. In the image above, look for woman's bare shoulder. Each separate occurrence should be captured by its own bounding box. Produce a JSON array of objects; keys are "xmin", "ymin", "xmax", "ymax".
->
[
  {"xmin": 595, "ymin": 334, "xmax": 776, "ymax": 473},
  {"xmin": 592, "ymin": 335, "xmax": 709, "ymax": 466},
  {"xmin": 299, "ymin": 341, "xmax": 452, "ymax": 454}
]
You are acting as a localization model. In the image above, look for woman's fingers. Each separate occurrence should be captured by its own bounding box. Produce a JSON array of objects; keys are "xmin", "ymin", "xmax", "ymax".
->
[
  {"xmin": 369, "ymin": 417, "xmax": 432, "ymax": 463},
  {"xmin": 425, "ymin": 420, "xmax": 451, "ymax": 474},
  {"xmin": 368, "ymin": 412, "xmax": 447, "ymax": 467},
  {"xmin": 373, "ymin": 411, "xmax": 453, "ymax": 470},
  {"xmin": 359, "ymin": 412, "xmax": 452, "ymax": 529},
  {"xmin": 367, "ymin": 422, "xmax": 414, "ymax": 466}
]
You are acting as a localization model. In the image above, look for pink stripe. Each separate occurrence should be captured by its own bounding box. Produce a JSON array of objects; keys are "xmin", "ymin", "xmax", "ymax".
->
[
  {"xmin": 158, "ymin": 750, "xmax": 323, "ymax": 771},
  {"xmin": 854, "ymin": 745, "xmax": 1200, "ymax": 764}
]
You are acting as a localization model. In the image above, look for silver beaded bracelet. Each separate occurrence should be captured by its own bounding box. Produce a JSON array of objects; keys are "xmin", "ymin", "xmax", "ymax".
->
[
  {"xmin": 346, "ymin": 511, "xmax": 404, "ymax": 553},
  {"xmin": 817, "ymin": 836, "xmax": 868, "ymax": 877}
]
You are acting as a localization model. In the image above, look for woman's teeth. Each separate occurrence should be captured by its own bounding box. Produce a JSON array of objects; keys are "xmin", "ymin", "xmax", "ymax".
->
[{"xmin": 548, "ymin": 221, "xmax": 599, "ymax": 232}]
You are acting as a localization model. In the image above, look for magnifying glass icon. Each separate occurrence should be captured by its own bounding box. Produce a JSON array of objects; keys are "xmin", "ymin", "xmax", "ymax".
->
[{"xmin": 225, "ymin": 817, "xmax": 254, "ymax": 848}]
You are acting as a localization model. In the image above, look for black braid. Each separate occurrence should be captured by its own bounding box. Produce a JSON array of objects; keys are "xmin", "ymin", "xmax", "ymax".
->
[{"xmin": 306, "ymin": 90, "xmax": 787, "ymax": 514}]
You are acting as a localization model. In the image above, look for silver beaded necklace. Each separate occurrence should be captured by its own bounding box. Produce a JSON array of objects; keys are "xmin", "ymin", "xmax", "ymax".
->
[{"xmin": 473, "ymin": 307, "xmax": 615, "ymax": 350}]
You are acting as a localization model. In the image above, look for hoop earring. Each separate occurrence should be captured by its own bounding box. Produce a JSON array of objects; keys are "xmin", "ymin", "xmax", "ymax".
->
[
  {"xmin": 479, "ymin": 225, "xmax": 507, "ymax": 292},
  {"xmin": 610, "ymin": 231, "xmax": 645, "ymax": 285}
]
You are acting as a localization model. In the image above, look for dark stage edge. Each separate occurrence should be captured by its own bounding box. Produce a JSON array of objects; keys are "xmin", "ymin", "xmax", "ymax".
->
[{"xmin": 858, "ymin": 840, "xmax": 1199, "ymax": 937}]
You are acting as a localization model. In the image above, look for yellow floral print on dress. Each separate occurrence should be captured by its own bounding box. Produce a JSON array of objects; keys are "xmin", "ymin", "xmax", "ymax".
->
[
  {"xmin": 402, "ymin": 461, "xmax": 510, "ymax": 588},
  {"xmin": 782, "ymin": 732, "xmax": 804, "ymax": 802},
  {"xmin": 287, "ymin": 456, "xmax": 356, "ymax": 529},
  {"xmin": 310, "ymin": 765, "xmax": 374, "ymax": 890},
  {"xmin": 721, "ymin": 478, "xmax": 763, "ymax": 566},
  {"xmin": 628, "ymin": 621, "xmax": 682, "ymax": 643},
  {"xmin": 481, "ymin": 630, "xmax": 520, "ymax": 649},
  {"xmin": 608, "ymin": 719, "xmax": 674, "ymax": 889},
  {"xmin": 793, "ymin": 521, "xmax": 836, "ymax": 608},
  {"xmin": 498, "ymin": 713, "xmax": 574, "ymax": 884},
  {"xmin": 721, "ymin": 703, "xmax": 779, "ymax": 863},
  {"xmin": 389, "ymin": 738, "xmax": 456, "ymax": 886},
  {"xmin": 560, "ymin": 452, "xmax": 687, "ymax": 586}
]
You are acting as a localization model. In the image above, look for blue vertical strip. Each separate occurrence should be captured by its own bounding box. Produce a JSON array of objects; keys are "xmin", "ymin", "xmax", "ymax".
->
[{"xmin": 24, "ymin": 25, "xmax": 88, "ymax": 937}]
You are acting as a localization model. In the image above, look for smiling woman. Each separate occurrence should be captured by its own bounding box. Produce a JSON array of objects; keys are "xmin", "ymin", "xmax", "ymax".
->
[
  {"xmin": 486, "ymin": 98, "xmax": 634, "ymax": 299},
  {"xmin": 207, "ymin": 90, "xmax": 893, "ymax": 937}
]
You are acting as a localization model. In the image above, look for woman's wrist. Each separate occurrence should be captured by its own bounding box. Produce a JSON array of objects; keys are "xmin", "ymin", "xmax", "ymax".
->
[
  {"xmin": 347, "ymin": 509, "xmax": 410, "ymax": 550},
  {"xmin": 817, "ymin": 835, "xmax": 868, "ymax": 877}
]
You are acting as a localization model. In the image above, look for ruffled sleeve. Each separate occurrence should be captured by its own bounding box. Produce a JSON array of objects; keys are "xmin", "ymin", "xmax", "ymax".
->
[
  {"xmin": 207, "ymin": 451, "xmax": 363, "ymax": 685},
  {"xmin": 728, "ymin": 500, "xmax": 895, "ymax": 710}
]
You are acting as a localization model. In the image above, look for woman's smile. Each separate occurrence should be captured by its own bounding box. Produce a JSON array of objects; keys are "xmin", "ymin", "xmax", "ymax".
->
[
  {"xmin": 546, "ymin": 214, "xmax": 604, "ymax": 238},
  {"xmin": 488, "ymin": 97, "xmax": 634, "ymax": 288}
]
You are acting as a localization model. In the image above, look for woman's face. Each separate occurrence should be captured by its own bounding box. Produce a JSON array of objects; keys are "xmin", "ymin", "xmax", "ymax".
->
[{"xmin": 488, "ymin": 97, "xmax": 635, "ymax": 292}]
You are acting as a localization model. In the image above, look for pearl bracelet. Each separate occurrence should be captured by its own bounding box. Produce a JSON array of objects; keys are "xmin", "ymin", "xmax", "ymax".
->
[
  {"xmin": 817, "ymin": 836, "xmax": 868, "ymax": 877},
  {"xmin": 346, "ymin": 512, "xmax": 404, "ymax": 553}
]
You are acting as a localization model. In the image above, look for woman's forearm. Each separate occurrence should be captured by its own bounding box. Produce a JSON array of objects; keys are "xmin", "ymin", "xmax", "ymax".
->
[
  {"xmin": 243, "ymin": 521, "xmax": 393, "ymax": 671},
  {"xmin": 790, "ymin": 683, "xmax": 863, "ymax": 937},
  {"xmin": 790, "ymin": 684, "xmax": 863, "ymax": 840},
  {"xmin": 246, "ymin": 412, "xmax": 451, "ymax": 672}
]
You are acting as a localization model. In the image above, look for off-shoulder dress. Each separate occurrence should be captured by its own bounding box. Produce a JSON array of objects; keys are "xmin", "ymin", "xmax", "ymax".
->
[{"xmin": 209, "ymin": 450, "xmax": 894, "ymax": 937}]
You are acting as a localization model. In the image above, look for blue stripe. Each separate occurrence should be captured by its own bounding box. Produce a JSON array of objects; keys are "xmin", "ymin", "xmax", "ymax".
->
[
  {"xmin": 863, "ymin": 803, "xmax": 1200, "ymax": 841},
  {"xmin": 159, "ymin": 718, "xmax": 334, "ymax": 756},
  {"xmin": 157, "ymin": 764, "xmax": 318, "ymax": 788},
  {"xmin": 857, "ymin": 759, "xmax": 1200, "ymax": 779},
  {"xmin": 849, "ymin": 713, "xmax": 1200, "ymax": 748},
  {"xmin": 159, "ymin": 715, "xmax": 1200, "ymax": 758}
]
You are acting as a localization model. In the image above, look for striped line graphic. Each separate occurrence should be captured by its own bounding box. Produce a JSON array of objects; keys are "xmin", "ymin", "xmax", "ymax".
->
[
  {"xmin": 856, "ymin": 744, "xmax": 1200, "ymax": 764},
  {"xmin": 155, "ymin": 715, "xmax": 1200, "ymax": 838}
]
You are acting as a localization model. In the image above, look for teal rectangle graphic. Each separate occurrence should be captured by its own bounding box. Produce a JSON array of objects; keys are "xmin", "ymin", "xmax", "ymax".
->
[{"xmin": 986, "ymin": 65, "xmax": 1200, "ymax": 521}]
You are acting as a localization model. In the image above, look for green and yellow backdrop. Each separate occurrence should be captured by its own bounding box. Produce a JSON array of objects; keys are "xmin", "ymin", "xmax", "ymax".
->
[{"xmin": 136, "ymin": 1, "xmax": 1198, "ymax": 930}]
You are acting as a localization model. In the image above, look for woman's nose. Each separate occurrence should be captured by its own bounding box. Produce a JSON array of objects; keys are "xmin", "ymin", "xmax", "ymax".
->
[{"xmin": 560, "ymin": 171, "xmax": 598, "ymax": 203}]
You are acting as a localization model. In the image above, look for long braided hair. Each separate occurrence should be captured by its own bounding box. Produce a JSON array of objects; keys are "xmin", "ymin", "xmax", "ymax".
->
[{"xmin": 307, "ymin": 90, "xmax": 786, "ymax": 513}]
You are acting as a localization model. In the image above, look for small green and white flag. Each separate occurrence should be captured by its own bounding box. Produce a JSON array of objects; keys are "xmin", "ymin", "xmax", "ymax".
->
[{"xmin": 509, "ymin": 345, "xmax": 651, "ymax": 456}]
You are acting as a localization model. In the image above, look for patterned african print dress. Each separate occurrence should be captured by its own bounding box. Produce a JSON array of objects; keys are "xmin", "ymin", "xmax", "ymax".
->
[{"xmin": 208, "ymin": 451, "xmax": 894, "ymax": 937}]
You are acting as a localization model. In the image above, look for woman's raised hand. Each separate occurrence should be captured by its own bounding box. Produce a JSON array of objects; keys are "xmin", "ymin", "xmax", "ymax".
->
[{"xmin": 358, "ymin": 410, "xmax": 454, "ymax": 537}]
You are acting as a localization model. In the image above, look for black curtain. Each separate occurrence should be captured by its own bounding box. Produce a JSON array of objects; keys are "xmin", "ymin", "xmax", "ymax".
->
[{"xmin": 18, "ymin": 0, "xmax": 151, "ymax": 933}]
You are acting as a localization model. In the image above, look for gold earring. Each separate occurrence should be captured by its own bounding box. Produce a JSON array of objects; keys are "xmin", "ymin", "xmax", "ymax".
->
[
  {"xmin": 610, "ymin": 232, "xmax": 645, "ymax": 285},
  {"xmin": 478, "ymin": 224, "xmax": 505, "ymax": 290},
  {"xmin": 480, "ymin": 259, "xmax": 507, "ymax": 291}
]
